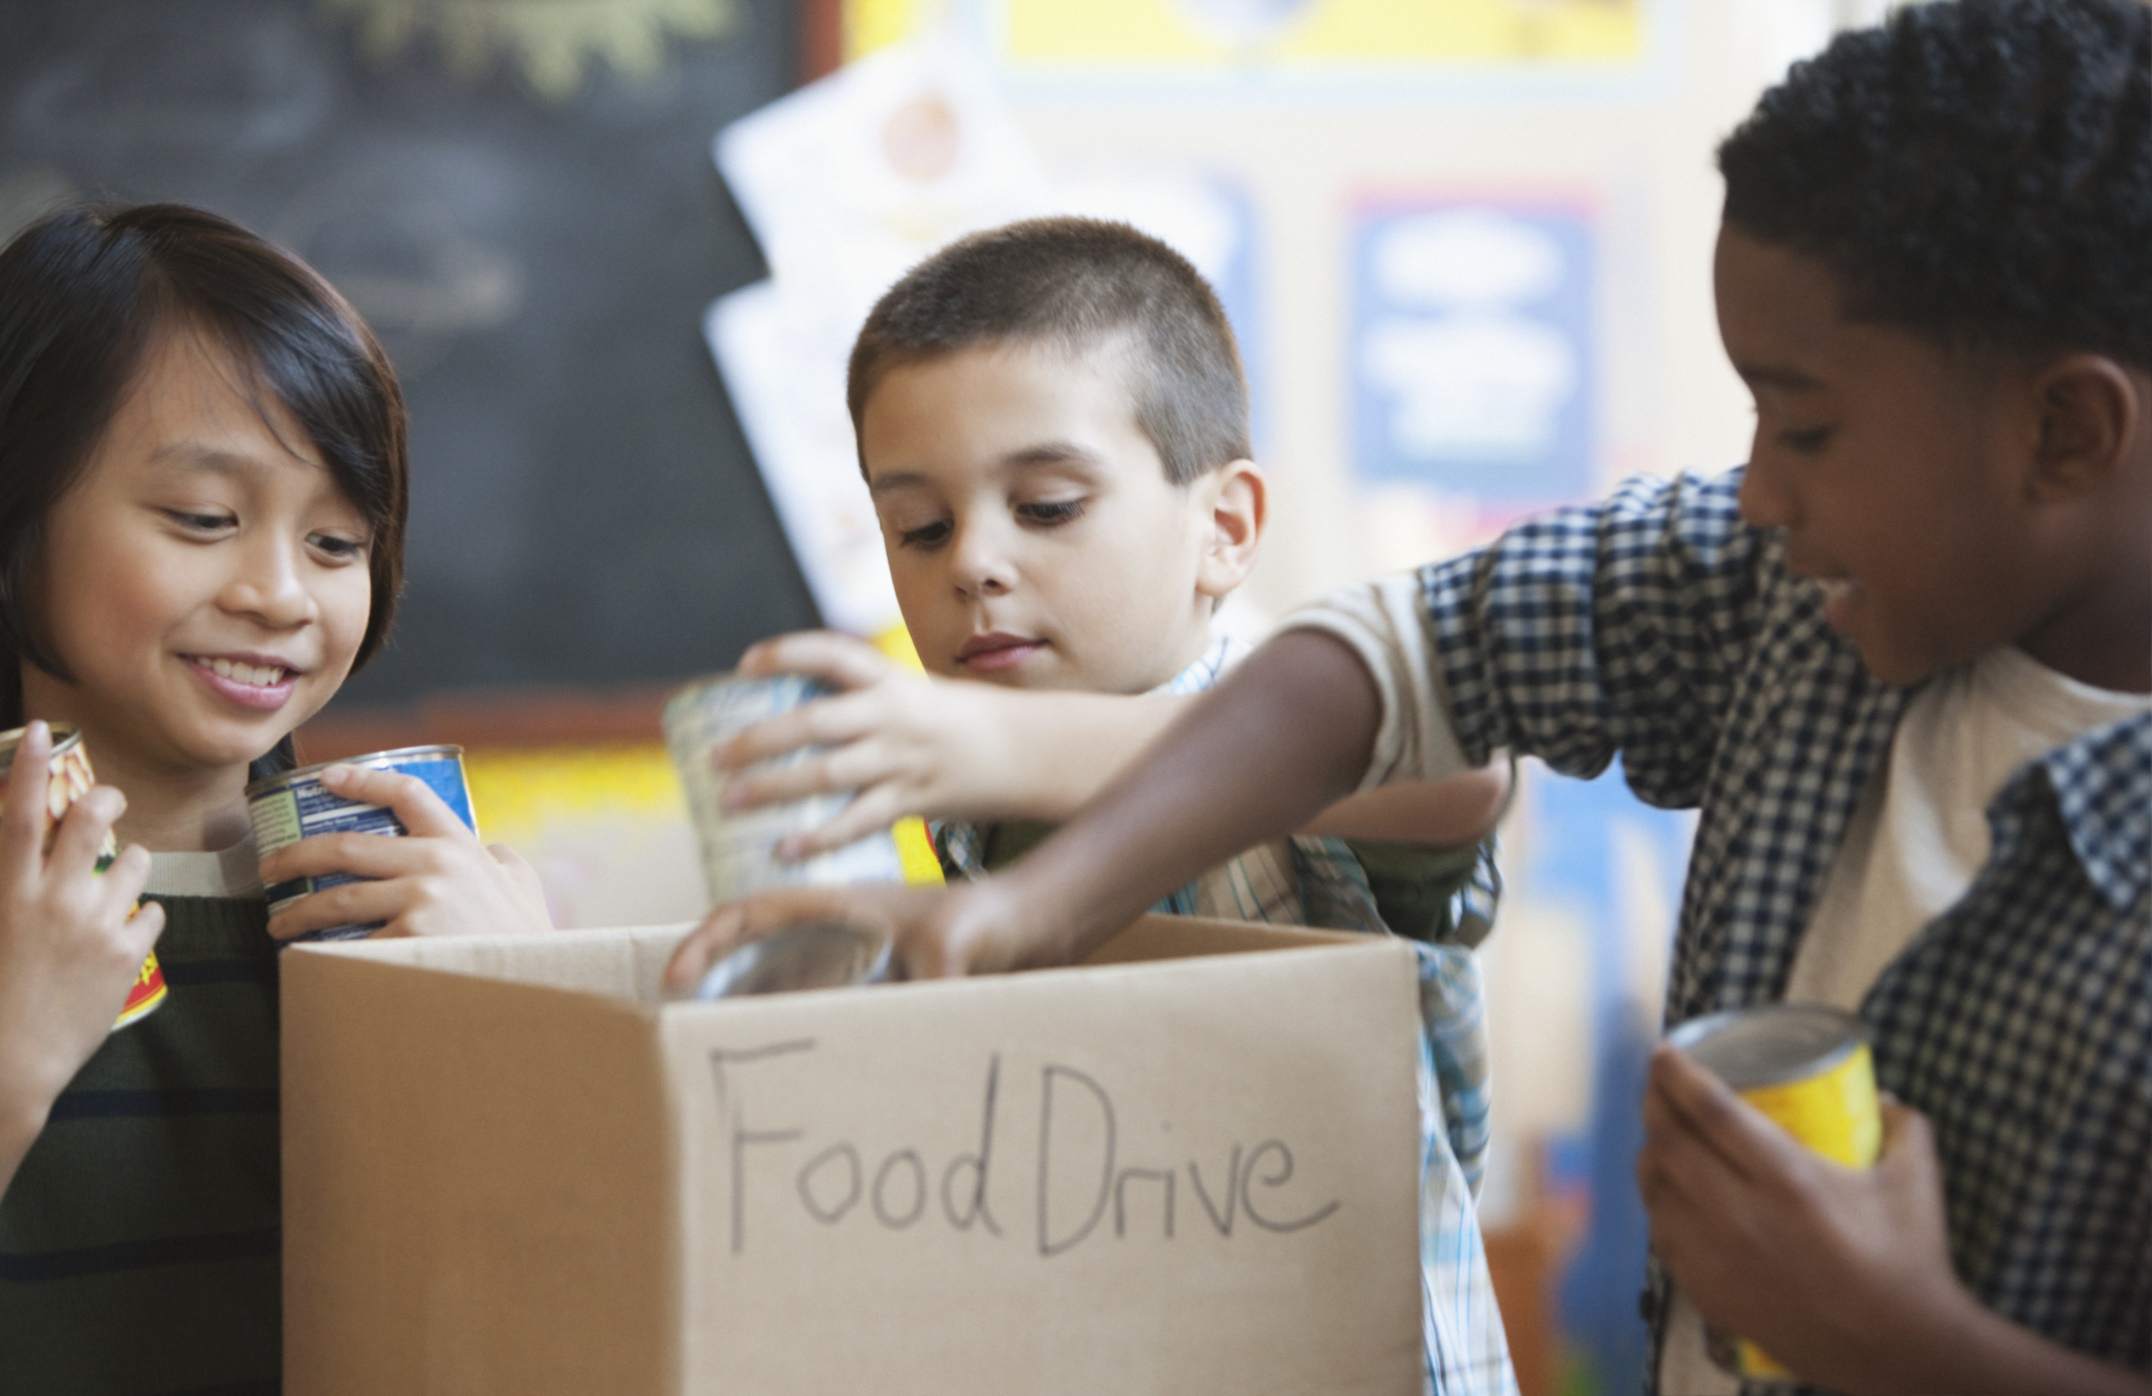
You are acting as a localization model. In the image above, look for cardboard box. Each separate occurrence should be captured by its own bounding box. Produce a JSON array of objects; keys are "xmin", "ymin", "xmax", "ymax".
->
[{"xmin": 282, "ymin": 917, "xmax": 1427, "ymax": 1394}]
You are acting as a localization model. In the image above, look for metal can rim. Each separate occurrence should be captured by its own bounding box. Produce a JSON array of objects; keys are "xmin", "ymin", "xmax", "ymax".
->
[
  {"xmin": 1665, "ymin": 1003, "xmax": 1870, "ymax": 1090},
  {"xmin": 244, "ymin": 743, "xmax": 466, "ymax": 799},
  {"xmin": 661, "ymin": 670, "xmax": 821, "ymax": 724},
  {"xmin": 695, "ymin": 920, "xmax": 893, "ymax": 999},
  {"xmin": 0, "ymin": 720, "xmax": 85, "ymax": 773}
]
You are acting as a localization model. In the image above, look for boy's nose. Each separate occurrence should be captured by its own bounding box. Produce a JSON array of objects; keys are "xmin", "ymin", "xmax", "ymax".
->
[
  {"xmin": 948, "ymin": 525, "xmax": 1017, "ymax": 598},
  {"xmin": 221, "ymin": 544, "xmax": 316, "ymax": 627},
  {"xmin": 1736, "ymin": 453, "xmax": 1797, "ymax": 531}
]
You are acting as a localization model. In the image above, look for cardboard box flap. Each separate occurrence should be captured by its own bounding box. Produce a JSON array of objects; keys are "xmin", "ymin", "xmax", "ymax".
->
[
  {"xmin": 282, "ymin": 940, "xmax": 683, "ymax": 1393},
  {"xmin": 1081, "ymin": 911, "xmax": 1363, "ymax": 966},
  {"xmin": 290, "ymin": 922, "xmax": 690, "ymax": 1004}
]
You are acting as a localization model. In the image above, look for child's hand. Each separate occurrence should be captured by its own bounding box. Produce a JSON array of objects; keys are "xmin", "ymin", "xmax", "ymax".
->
[
  {"xmin": 717, "ymin": 631, "xmax": 1013, "ymax": 859},
  {"xmin": 259, "ymin": 762, "xmax": 551, "ymax": 942},
  {"xmin": 1636, "ymin": 1043, "xmax": 1977, "ymax": 1394},
  {"xmin": 0, "ymin": 722, "xmax": 164, "ymax": 1134},
  {"xmin": 662, "ymin": 875, "xmax": 1070, "ymax": 994}
]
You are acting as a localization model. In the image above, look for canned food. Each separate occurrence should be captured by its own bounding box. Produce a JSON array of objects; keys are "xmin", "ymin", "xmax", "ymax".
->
[
  {"xmin": 0, "ymin": 723, "xmax": 167, "ymax": 1030},
  {"xmin": 246, "ymin": 744, "xmax": 474, "ymax": 942},
  {"xmin": 1669, "ymin": 1003, "xmax": 1883, "ymax": 1383},
  {"xmin": 663, "ymin": 673, "xmax": 906, "ymax": 905},
  {"xmin": 694, "ymin": 920, "xmax": 893, "ymax": 1000}
]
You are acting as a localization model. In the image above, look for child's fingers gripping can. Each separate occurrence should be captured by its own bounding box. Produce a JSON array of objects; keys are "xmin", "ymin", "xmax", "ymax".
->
[
  {"xmin": 663, "ymin": 672, "xmax": 907, "ymax": 904},
  {"xmin": 1667, "ymin": 1003, "xmax": 1884, "ymax": 1384},
  {"xmin": 0, "ymin": 723, "xmax": 168, "ymax": 1030},
  {"xmin": 245, "ymin": 745, "xmax": 475, "ymax": 943}
]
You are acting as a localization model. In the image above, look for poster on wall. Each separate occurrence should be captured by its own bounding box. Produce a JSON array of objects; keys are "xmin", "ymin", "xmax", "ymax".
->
[
  {"xmin": 990, "ymin": 0, "xmax": 1649, "ymax": 71},
  {"xmin": 709, "ymin": 38, "xmax": 1273, "ymax": 638},
  {"xmin": 1347, "ymin": 194, "xmax": 1596, "ymax": 564},
  {"xmin": 708, "ymin": 38, "xmax": 1054, "ymax": 638}
]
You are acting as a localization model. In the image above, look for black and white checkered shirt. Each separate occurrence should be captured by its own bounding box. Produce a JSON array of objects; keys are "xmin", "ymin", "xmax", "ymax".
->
[{"xmin": 1301, "ymin": 469, "xmax": 2150, "ymax": 1392}]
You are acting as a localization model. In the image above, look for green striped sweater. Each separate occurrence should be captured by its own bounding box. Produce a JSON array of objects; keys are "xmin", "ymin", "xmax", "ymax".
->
[{"xmin": 0, "ymin": 893, "xmax": 281, "ymax": 1392}]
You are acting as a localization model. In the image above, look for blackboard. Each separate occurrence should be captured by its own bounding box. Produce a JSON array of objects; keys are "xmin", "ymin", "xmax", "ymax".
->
[{"xmin": 0, "ymin": 0, "xmax": 820, "ymax": 709}]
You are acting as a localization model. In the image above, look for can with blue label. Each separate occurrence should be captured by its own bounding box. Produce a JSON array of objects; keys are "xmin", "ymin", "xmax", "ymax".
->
[{"xmin": 246, "ymin": 744, "xmax": 475, "ymax": 942}]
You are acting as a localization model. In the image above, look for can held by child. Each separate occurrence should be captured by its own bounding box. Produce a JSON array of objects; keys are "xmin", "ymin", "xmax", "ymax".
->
[
  {"xmin": 1668, "ymin": 1002, "xmax": 1884, "ymax": 1383},
  {"xmin": 0, "ymin": 723, "xmax": 168, "ymax": 1029},
  {"xmin": 691, "ymin": 919, "xmax": 893, "ymax": 1001},
  {"xmin": 663, "ymin": 672, "xmax": 907, "ymax": 905},
  {"xmin": 246, "ymin": 744, "xmax": 475, "ymax": 942}
]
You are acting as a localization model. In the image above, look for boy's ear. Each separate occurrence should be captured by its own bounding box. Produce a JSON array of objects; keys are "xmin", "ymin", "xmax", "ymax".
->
[
  {"xmin": 1194, "ymin": 459, "xmax": 1266, "ymax": 601},
  {"xmin": 2028, "ymin": 354, "xmax": 2140, "ymax": 501}
]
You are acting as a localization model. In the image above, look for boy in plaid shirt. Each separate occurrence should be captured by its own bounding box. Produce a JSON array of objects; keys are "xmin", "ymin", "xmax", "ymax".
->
[
  {"xmin": 702, "ymin": 217, "xmax": 1516, "ymax": 1394},
  {"xmin": 677, "ymin": 3, "xmax": 2151, "ymax": 1391}
]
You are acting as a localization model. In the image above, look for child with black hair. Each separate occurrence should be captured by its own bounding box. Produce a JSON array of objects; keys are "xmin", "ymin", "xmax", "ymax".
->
[
  {"xmin": 669, "ymin": 3, "xmax": 2152, "ymax": 1392},
  {"xmin": 0, "ymin": 203, "xmax": 552, "ymax": 1389}
]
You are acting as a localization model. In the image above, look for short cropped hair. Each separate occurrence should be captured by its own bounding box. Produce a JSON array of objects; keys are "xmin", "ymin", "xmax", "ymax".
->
[
  {"xmin": 1717, "ymin": 0, "xmax": 2152, "ymax": 369},
  {"xmin": 847, "ymin": 217, "xmax": 1251, "ymax": 486}
]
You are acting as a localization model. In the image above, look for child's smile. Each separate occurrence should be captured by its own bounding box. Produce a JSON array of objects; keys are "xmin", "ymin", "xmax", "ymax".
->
[
  {"xmin": 181, "ymin": 652, "xmax": 303, "ymax": 711},
  {"xmin": 1711, "ymin": 226, "xmax": 2125, "ymax": 689}
]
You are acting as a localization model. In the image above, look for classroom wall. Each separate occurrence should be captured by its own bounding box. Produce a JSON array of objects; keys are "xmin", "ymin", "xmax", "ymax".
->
[{"xmin": 1005, "ymin": 0, "xmax": 1836, "ymax": 613}]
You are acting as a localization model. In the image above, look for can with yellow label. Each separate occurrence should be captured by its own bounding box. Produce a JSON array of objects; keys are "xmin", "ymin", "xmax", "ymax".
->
[
  {"xmin": 0, "ymin": 723, "xmax": 168, "ymax": 1030},
  {"xmin": 1667, "ymin": 1002, "xmax": 1883, "ymax": 1383}
]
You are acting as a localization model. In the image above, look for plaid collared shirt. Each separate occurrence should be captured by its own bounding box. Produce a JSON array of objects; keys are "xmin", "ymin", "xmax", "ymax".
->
[
  {"xmin": 935, "ymin": 634, "xmax": 1519, "ymax": 1396},
  {"xmin": 1304, "ymin": 470, "xmax": 2151, "ymax": 1394}
]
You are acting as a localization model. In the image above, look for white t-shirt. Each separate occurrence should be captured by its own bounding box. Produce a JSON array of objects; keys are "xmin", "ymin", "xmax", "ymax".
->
[
  {"xmin": 146, "ymin": 836, "xmax": 262, "ymax": 899},
  {"xmin": 1658, "ymin": 647, "xmax": 2149, "ymax": 1396}
]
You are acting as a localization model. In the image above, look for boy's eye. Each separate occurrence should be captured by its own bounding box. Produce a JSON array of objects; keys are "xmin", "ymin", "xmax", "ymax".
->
[
  {"xmin": 309, "ymin": 532, "xmax": 369, "ymax": 562},
  {"xmin": 895, "ymin": 520, "xmax": 950, "ymax": 549},
  {"xmin": 161, "ymin": 508, "xmax": 235, "ymax": 533},
  {"xmin": 1778, "ymin": 426, "xmax": 1836, "ymax": 454},
  {"xmin": 1017, "ymin": 499, "xmax": 1087, "ymax": 527}
]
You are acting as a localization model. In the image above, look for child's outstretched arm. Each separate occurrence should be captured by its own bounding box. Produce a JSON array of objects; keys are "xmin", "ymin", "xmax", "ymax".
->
[
  {"xmin": 671, "ymin": 473, "xmax": 1767, "ymax": 980},
  {"xmin": 1639, "ymin": 1047, "xmax": 2152, "ymax": 1396},
  {"xmin": 955, "ymin": 626, "xmax": 1398, "ymax": 966},
  {"xmin": 714, "ymin": 630, "xmax": 1184, "ymax": 857},
  {"xmin": 665, "ymin": 625, "xmax": 1388, "ymax": 984},
  {"xmin": 715, "ymin": 629, "xmax": 1504, "ymax": 861},
  {"xmin": 257, "ymin": 763, "xmax": 551, "ymax": 942},
  {"xmin": 0, "ymin": 722, "xmax": 164, "ymax": 1197}
]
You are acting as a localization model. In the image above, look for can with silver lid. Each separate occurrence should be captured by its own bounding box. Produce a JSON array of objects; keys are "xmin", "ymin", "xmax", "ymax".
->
[
  {"xmin": 1667, "ymin": 1003, "xmax": 1882, "ymax": 1382},
  {"xmin": 246, "ymin": 744, "xmax": 475, "ymax": 942},
  {"xmin": 663, "ymin": 672, "xmax": 906, "ymax": 905},
  {"xmin": 0, "ymin": 723, "xmax": 167, "ymax": 1029},
  {"xmin": 693, "ymin": 920, "xmax": 893, "ymax": 1000}
]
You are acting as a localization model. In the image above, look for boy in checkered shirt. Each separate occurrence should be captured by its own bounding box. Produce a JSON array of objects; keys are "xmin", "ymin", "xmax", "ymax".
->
[{"xmin": 673, "ymin": 4, "xmax": 2150, "ymax": 1389}]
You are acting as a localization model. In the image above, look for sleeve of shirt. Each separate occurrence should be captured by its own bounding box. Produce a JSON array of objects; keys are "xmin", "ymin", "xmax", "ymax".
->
[{"xmin": 1286, "ymin": 470, "xmax": 1771, "ymax": 810}]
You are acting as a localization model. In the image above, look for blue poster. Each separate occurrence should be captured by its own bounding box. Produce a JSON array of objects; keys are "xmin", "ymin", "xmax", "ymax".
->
[
  {"xmin": 1519, "ymin": 761, "xmax": 1692, "ymax": 1395},
  {"xmin": 1349, "ymin": 198, "xmax": 1595, "ymax": 503}
]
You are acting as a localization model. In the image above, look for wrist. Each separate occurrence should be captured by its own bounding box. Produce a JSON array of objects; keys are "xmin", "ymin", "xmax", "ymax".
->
[
  {"xmin": 0, "ymin": 1076, "xmax": 55, "ymax": 1164},
  {"xmin": 990, "ymin": 857, "xmax": 1101, "ymax": 966},
  {"xmin": 966, "ymin": 684, "xmax": 1035, "ymax": 818},
  {"xmin": 1869, "ymin": 1276, "xmax": 2043, "ymax": 1396}
]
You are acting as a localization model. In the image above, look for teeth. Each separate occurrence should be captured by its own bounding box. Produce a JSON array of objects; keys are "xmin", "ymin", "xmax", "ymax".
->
[{"xmin": 204, "ymin": 658, "xmax": 288, "ymax": 687}]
